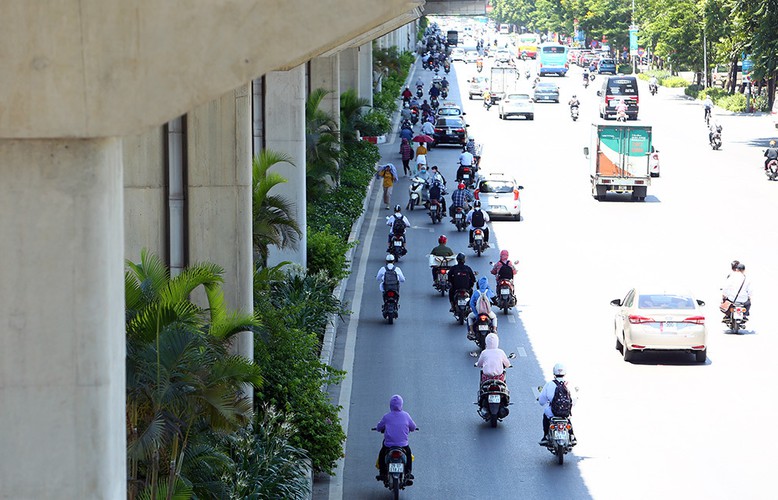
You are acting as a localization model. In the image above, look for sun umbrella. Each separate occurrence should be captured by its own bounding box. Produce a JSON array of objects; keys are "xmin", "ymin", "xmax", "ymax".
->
[{"xmin": 413, "ymin": 134, "xmax": 434, "ymax": 143}]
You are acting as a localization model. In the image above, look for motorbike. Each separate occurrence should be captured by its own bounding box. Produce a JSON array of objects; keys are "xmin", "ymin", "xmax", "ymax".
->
[
  {"xmin": 583, "ymin": 78, "xmax": 589, "ymax": 89},
  {"xmin": 444, "ymin": 64, "xmax": 450, "ymax": 74},
  {"xmin": 430, "ymin": 96, "xmax": 439, "ymax": 111},
  {"xmin": 543, "ymin": 417, "xmax": 574, "ymax": 465},
  {"xmin": 493, "ymin": 277, "xmax": 517, "ymax": 314},
  {"xmin": 388, "ymin": 234, "xmax": 406, "ymax": 262},
  {"xmin": 710, "ymin": 129, "xmax": 722, "ymax": 150},
  {"xmin": 452, "ymin": 288, "xmax": 471, "ymax": 325},
  {"xmin": 766, "ymin": 159, "xmax": 778, "ymax": 181},
  {"xmin": 616, "ymin": 108, "xmax": 627, "ymax": 122},
  {"xmin": 722, "ymin": 301, "xmax": 748, "ymax": 334},
  {"xmin": 452, "ymin": 205, "xmax": 468, "ymax": 232},
  {"xmin": 472, "ymin": 228, "xmax": 487, "ymax": 256},
  {"xmin": 589, "ymin": 73, "xmax": 596, "ymax": 81},
  {"xmin": 410, "ymin": 108, "xmax": 419, "ymax": 125},
  {"xmin": 525, "ymin": 70, "xmax": 531, "ymax": 80},
  {"xmin": 441, "ymin": 89, "xmax": 448, "ymax": 99},
  {"xmin": 400, "ymin": 119, "xmax": 412, "ymax": 131},
  {"xmin": 649, "ymin": 83, "xmax": 658, "ymax": 95},
  {"xmin": 430, "ymin": 255, "xmax": 454, "ymax": 296},
  {"xmin": 470, "ymin": 312, "xmax": 496, "ymax": 350},
  {"xmin": 483, "ymin": 98, "xmax": 492, "ymax": 111},
  {"xmin": 428, "ymin": 198, "xmax": 443, "ymax": 224},
  {"xmin": 372, "ymin": 427, "xmax": 417, "ymax": 495},
  {"xmin": 475, "ymin": 357, "xmax": 515, "ymax": 428},
  {"xmin": 416, "ymin": 87, "xmax": 423, "ymax": 98},
  {"xmin": 459, "ymin": 166, "xmax": 475, "ymax": 189},
  {"xmin": 570, "ymin": 105, "xmax": 579, "ymax": 122},
  {"xmin": 381, "ymin": 289, "xmax": 400, "ymax": 324},
  {"xmin": 477, "ymin": 61, "xmax": 483, "ymax": 73},
  {"xmin": 407, "ymin": 176, "xmax": 425, "ymax": 210}
]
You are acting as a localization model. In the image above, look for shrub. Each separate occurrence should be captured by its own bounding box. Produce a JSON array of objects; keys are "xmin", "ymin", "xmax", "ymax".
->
[
  {"xmin": 718, "ymin": 93, "xmax": 747, "ymax": 112},
  {"xmin": 360, "ymin": 108, "xmax": 391, "ymax": 136},
  {"xmin": 661, "ymin": 76, "xmax": 689, "ymax": 88},
  {"xmin": 685, "ymin": 84, "xmax": 703, "ymax": 98},
  {"xmin": 751, "ymin": 93, "xmax": 770, "ymax": 112},
  {"xmin": 307, "ymin": 228, "xmax": 354, "ymax": 281},
  {"xmin": 617, "ymin": 64, "xmax": 633, "ymax": 74}
]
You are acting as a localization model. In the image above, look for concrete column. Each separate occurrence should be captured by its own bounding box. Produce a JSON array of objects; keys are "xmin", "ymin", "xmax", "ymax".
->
[
  {"xmin": 186, "ymin": 84, "xmax": 254, "ymax": 361},
  {"xmin": 123, "ymin": 127, "xmax": 167, "ymax": 262},
  {"xmin": 265, "ymin": 65, "xmax": 307, "ymax": 268},
  {"xmin": 358, "ymin": 42, "xmax": 374, "ymax": 106},
  {"xmin": 310, "ymin": 54, "xmax": 342, "ymax": 130},
  {"xmin": 340, "ymin": 46, "xmax": 359, "ymax": 96},
  {"xmin": 252, "ymin": 77, "xmax": 265, "ymax": 155},
  {"xmin": 0, "ymin": 139, "xmax": 125, "ymax": 499}
]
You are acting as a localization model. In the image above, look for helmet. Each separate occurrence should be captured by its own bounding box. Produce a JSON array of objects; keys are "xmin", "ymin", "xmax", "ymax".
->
[
  {"xmin": 736, "ymin": 262, "xmax": 745, "ymax": 271},
  {"xmin": 456, "ymin": 252, "xmax": 466, "ymax": 264},
  {"xmin": 438, "ymin": 235, "xmax": 447, "ymax": 244},
  {"xmin": 730, "ymin": 260, "xmax": 740, "ymax": 271},
  {"xmin": 458, "ymin": 183, "xmax": 466, "ymax": 190},
  {"xmin": 572, "ymin": 94, "xmax": 577, "ymax": 98},
  {"xmin": 771, "ymin": 140, "xmax": 776, "ymax": 146},
  {"xmin": 385, "ymin": 254, "xmax": 395, "ymax": 263},
  {"xmin": 394, "ymin": 204, "xmax": 402, "ymax": 213},
  {"xmin": 553, "ymin": 363, "xmax": 566, "ymax": 377},
  {"xmin": 474, "ymin": 200, "xmax": 482, "ymax": 208}
]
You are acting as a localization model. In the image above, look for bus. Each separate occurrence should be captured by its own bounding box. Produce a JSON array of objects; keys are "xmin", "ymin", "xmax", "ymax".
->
[
  {"xmin": 537, "ymin": 43, "xmax": 569, "ymax": 76},
  {"xmin": 498, "ymin": 24, "xmax": 510, "ymax": 35},
  {"xmin": 517, "ymin": 33, "xmax": 541, "ymax": 59}
]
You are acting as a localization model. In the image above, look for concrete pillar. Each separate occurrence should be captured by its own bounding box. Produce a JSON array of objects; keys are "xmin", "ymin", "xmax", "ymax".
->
[
  {"xmin": 358, "ymin": 42, "xmax": 374, "ymax": 106},
  {"xmin": 186, "ymin": 84, "xmax": 254, "ymax": 361},
  {"xmin": 265, "ymin": 65, "xmax": 307, "ymax": 268},
  {"xmin": 123, "ymin": 127, "xmax": 167, "ymax": 262},
  {"xmin": 0, "ymin": 139, "xmax": 125, "ymax": 499},
  {"xmin": 340, "ymin": 46, "xmax": 359, "ymax": 96},
  {"xmin": 310, "ymin": 54, "xmax": 342, "ymax": 130},
  {"xmin": 252, "ymin": 77, "xmax": 265, "ymax": 155}
]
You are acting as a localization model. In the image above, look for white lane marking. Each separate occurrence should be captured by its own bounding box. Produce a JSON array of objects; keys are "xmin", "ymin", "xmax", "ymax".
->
[
  {"xmin": 329, "ymin": 174, "xmax": 384, "ymax": 500},
  {"xmin": 517, "ymin": 346, "xmax": 527, "ymax": 357}
]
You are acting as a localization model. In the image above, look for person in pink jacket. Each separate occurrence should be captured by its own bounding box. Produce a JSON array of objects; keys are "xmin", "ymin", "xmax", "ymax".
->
[{"xmin": 475, "ymin": 333, "xmax": 511, "ymax": 382}]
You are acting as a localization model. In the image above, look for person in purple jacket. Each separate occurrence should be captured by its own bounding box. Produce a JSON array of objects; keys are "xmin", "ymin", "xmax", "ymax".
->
[{"xmin": 375, "ymin": 394, "xmax": 417, "ymax": 484}]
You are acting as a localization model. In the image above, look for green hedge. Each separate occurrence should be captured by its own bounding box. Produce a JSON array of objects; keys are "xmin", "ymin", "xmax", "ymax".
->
[
  {"xmin": 617, "ymin": 64, "xmax": 633, "ymax": 74},
  {"xmin": 360, "ymin": 108, "xmax": 391, "ymax": 136},
  {"xmin": 684, "ymin": 85, "xmax": 750, "ymax": 112},
  {"xmin": 662, "ymin": 76, "xmax": 689, "ymax": 88},
  {"xmin": 307, "ymin": 228, "xmax": 354, "ymax": 281}
]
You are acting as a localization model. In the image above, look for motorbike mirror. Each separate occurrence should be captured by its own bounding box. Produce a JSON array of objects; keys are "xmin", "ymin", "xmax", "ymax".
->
[
  {"xmin": 371, "ymin": 427, "xmax": 377, "ymax": 431},
  {"xmin": 465, "ymin": 124, "xmax": 470, "ymax": 127},
  {"xmin": 462, "ymin": 112, "xmax": 467, "ymax": 115},
  {"xmin": 696, "ymin": 299, "xmax": 706, "ymax": 306},
  {"xmin": 610, "ymin": 299, "xmax": 622, "ymax": 306},
  {"xmin": 508, "ymin": 352, "xmax": 516, "ymax": 359},
  {"xmin": 517, "ymin": 185, "xmax": 524, "ymax": 190},
  {"xmin": 473, "ymin": 363, "xmax": 478, "ymax": 367},
  {"xmin": 583, "ymin": 147, "xmax": 590, "ymax": 158},
  {"xmin": 596, "ymin": 90, "xmax": 602, "ymax": 96}
]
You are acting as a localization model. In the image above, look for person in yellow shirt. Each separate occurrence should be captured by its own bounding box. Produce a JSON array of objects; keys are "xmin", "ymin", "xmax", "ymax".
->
[
  {"xmin": 376, "ymin": 163, "xmax": 399, "ymax": 210},
  {"xmin": 416, "ymin": 141, "xmax": 428, "ymax": 157}
]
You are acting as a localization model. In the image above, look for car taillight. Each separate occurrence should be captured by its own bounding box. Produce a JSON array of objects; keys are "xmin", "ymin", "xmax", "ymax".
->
[
  {"xmin": 435, "ymin": 128, "xmax": 444, "ymax": 133},
  {"xmin": 652, "ymin": 154, "xmax": 659, "ymax": 160},
  {"xmin": 513, "ymin": 189, "xmax": 519, "ymax": 201},
  {"xmin": 390, "ymin": 450, "xmax": 403, "ymax": 459},
  {"xmin": 628, "ymin": 315, "xmax": 653, "ymax": 324},
  {"xmin": 474, "ymin": 189, "xmax": 480, "ymax": 199},
  {"xmin": 683, "ymin": 316, "xmax": 705, "ymax": 325},
  {"xmin": 455, "ymin": 128, "xmax": 465, "ymax": 133}
]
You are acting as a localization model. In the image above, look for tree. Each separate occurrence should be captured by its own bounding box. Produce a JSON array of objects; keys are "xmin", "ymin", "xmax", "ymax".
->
[
  {"xmin": 339, "ymin": 88, "xmax": 371, "ymax": 144},
  {"xmin": 306, "ymin": 88, "xmax": 341, "ymax": 201},
  {"xmin": 251, "ymin": 150, "xmax": 302, "ymax": 268}
]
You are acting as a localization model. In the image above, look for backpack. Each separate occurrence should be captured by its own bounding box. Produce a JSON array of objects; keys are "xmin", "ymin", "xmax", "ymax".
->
[
  {"xmin": 476, "ymin": 291, "xmax": 492, "ymax": 314},
  {"xmin": 392, "ymin": 215, "xmax": 407, "ymax": 235},
  {"xmin": 471, "ymin": 209, "xmax": 485, "ymax": 227},
  {"xmin": 497, "ymin": 262, "xmax": 514, "ymax": 280},
  {"xmin": 550, "ymin": 380, "xmax": 572, "ymax": 418},
  {"xmin": 383, "ymin": 266, "xmax": 400, "ymax": 291}
]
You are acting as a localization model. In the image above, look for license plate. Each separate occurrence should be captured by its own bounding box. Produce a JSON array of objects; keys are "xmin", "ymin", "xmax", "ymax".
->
[
  {"xmin": 458, "ymin": 299, "xmax": 468, "ymax": 306},
  {"xmin": 488, "ymin": 394, "xmax": 501, "ymax": 403},
  {"xmin": 475, "ymin": 234, "xmax": 483, "ymax": 240},
  {"xmin": 463, "ymin": 175, "xmax": 470, "ymax": 180},
  {"xmin": 553, "ymin": 430, "xmax": 567, "ymax": 440},
  {"xmin": 661, "ymin": 322, "xmax": 677, "ymax": 333},
  {"xmin": 393, "ymin": 241, "xmax": 402, "ymax": 247},
  {"xmin": 478, "ymin": 324, "xmax": 489, "ymax": 331},
  {"xmin": 455, "ymin": 213, "xmax": 463, "ymax": 219},
  {"xmin": 733, "ymin": 309, "xmax": 744, "ymax": 320},
  {"xmin": 500, "ymin": 289, "xmax": 509, "ymax": 295},
  {"xmin": 388, "ymin": 463, "xmax": 404, "ymax": 473}
]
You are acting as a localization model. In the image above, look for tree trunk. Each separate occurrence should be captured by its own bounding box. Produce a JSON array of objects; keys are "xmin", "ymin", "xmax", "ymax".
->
[
  {"xmin": 768, "ymin": 75, "xmax": 776, "ymax": 111},
  {"xmin": 728, "ymin": 54, "xmax": 738, "ymax": 94}
]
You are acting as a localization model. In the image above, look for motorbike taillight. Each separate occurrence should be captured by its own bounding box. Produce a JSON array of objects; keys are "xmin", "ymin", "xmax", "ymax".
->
[
  {"xmin": 387, "ymin": 291, "xmax": 395, "ymax": 297},
  {"xmin": 478, "ymin": 314, "xmax": 489, "ymax": 321},
  {"xmin": 440, "ymin": 269, "xmax": 448, "ymax": 274},
  {"xmin": 390, "ymin": 450, "xmax": 403, "ymax": 460},
  {"xmin": 488, "ymin": 385, "xmax": 500, "ymax": 392}
]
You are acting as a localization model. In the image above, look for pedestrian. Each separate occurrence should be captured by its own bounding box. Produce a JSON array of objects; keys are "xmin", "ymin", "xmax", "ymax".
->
[
  {"xmin": 376, "ymin": 163, "xmax": 398, "ymax": 210},
  {"xmin": 400, "ymin": 139, "xmax": 414, "ymax": 176},
  {"xmin": 416, "ymin": 141, "xmax": 428, "ymax": 159}
]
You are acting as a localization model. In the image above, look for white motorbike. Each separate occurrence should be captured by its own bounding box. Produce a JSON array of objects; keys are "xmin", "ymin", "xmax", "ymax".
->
[{"xmin": 407, "ymin": 176, "xmax": 426, "ymax": 210}]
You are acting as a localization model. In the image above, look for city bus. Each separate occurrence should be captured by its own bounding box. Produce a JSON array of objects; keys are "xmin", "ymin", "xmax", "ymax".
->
[
  {"xmin": 537, "ymin": 43, "xmax": 569, "ymax": 76},
  {"xmin": 517, "ymin": 33, "xmax": 541, "ymax": 59}
]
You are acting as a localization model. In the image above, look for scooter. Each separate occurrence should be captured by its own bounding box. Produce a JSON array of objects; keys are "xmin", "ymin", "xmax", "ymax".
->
[
  {"xmin": 469, "ymin": 312, "xmax": 496, "ymax": 350},
  {"xmin": 441, "ymin": 89, "xmax": 448, "ymax": 99},
  {"xmin": 452, "ymin": 206, "xmax": 468, "ymax": 232},
  {"xmin": 381, "ymin": 289, "xmax": 400, "ymax": 324},
  {"xmin": 583, "ymin": 78, "xmax": 589, "ymax": 89},
  {"xmin": 430, "ymin": 96, "xmax": 440, "ymax": 111},
  {"xmin": 428, "ymin": 198, "xmax": 443, "ymax": 224},
  {"xmin": 407, "ymin": 176, "xmax": 425, "ymax": 210},
  {"xmin": 649, "ymin": 83, "xmax": 658, "ymax": 95},
  {"xmin": 430, "ymin": 255, "xmax": 454, "ymax": 296},
  {"xmin": 710, "ymin": 129, "xmax": 722, "ymax": 150},
  {"xmin": 543, "ymin": 417, "xmax": 574, "ymax": 465},
  {"xmin": 722, "ymin": 301, "xmax": 748, "ymax": 334},
  {"xmin": 372, "ymin": 427, "xmax": 417, "ymax": 496},
  {"xmin": 475, "ymin": 356, "xmax": 515, "ymax": 428},
  {"xmin": 416, "ymin": 87, "xmax": 423, "ymax": 99},
  {"xmin": 570, "ymin": 105, "xmax": 579, "ymax": 121},
  {"xmin": 388, "ymin": 233, "xmax": 406, "ymax": 262},
  {"xmin": 766, "ymin": 159, "xmax": 778, "ymax": 181},
  {"xmin": 472, "ymin": 228, "xmax": 487, "ymax": 256},
  {"xmin": 616, "ymin": 108, "xmax": 627, "ymax": 122},
  {"xmin": 452, "ymin": 288, "xmax": 471, "ymax": 325},
  {"xmin": 493, "ymin": 278, "xmax": 517, "ymax": 314}
]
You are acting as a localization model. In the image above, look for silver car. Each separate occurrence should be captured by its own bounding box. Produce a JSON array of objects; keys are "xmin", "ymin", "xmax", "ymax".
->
[
  {"xmin": 498, "ymin": 93, "xmax": 534, "ymax": 120},
  {"xmin": 474, "ymin": 172, "xmax": 523, "ymax": 220},
  {"xmin": 533, "ymin": 82, "xmax": 560, "ymax": 103}
]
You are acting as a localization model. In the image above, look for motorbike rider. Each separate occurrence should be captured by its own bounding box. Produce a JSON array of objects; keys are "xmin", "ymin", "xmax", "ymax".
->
[
  {"xmin": 440, "ymin": 76, "xmax": 449, "ymax": 90},
  {"xmin": 491, "ymin": 250, "xmax": 517, "ymax": 290},
  {"xmin": 401, "ymin": 86, "xmax": 413, "ymax": 103},
  {"xmin": 420, "ymin": 99, "xmax": 432, "ymax": 117},
  {"xmin": 615, "ymin": 98, "xmax": 628, "ymax": 119},
  {"xmin": 483, "ymin": 89, "xmax": 492, "ymax": 109},
  {"xmin": 648, "ymin": 75, "xmax": 659, "ymax": 92},
  {"xmin": 721, "ymin": 261, "xmax": 752, "ymax": 318},
  {"xmin": 764, "ymin": 140, "xmax": 778, "ymax": 170},
  {"xmin": 400, "ymin": 103, "xmax": 412, "ymax": 122},
  {"xmin": 376, "ymin": 254, "xmax": 406, "ymax": 292},
  {"xmin": 467, "ymin": 276, "xmax": 497, "ymax": 340},
  {"xmin": 447, "ymin": 253, "xmax": 476, "ymax": 312},
  {"xmin": 582, "ymin": 69, "xmax": 589, "ymax": 84},
  {"xmin": 429, "ymin": 234, "xmax": 455, "ymax": 281},
  {"xmin": 386, "ymin": 205, "xmax": 411, "ymax": 249},
  {"xmin": 708, "ymin": 118, "xmax": 722, "ymax": 146},
  {"xmin": 375, "ymin": 394, "xmax": 417, "ymax": 484},
  {"xmin": 476, "ymin": 333, "xmax": 511, "ymax": 383},
  {"xmin": 415, "ymin": 77, "xmax": 424, "ymax": 90},
  {"xmin": 467, "ymin": 200, "xmax": 490, "ymax": 248},
  {"xmin": 568, "ymin": 94, "xmax": 580, "ymax": 111},
  {"xmin": 450, "ymin": 182, "xmax": 474, "ymax": 218},
  {"xmin": 538, "ymin": 363, "xmax": 577, "ymax": 446},
  {"xmin": 703, "ymin": 95, "xmax": 713, "ymax": 122},
  {"xmin": 421, "ymin": 118, "xmax": 435, "ymax": 140},
  {"xmin": 429, "ymin": 84, "xmax": 441, "ymax": 100},
  {"xmin": 399, "ymin": 123, "xmax": 413, "ymax": 143},
  {"xmin": 459, "ymin": 148, "xmax": 475, "ymax": 170},
  {"xmin": 427, "ymin": 174, "xmax": 447, "ymax": 215}
]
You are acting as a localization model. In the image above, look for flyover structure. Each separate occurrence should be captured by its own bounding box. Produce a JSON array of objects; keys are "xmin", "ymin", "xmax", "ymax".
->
[{"xmin": 0, "ymin": 1, "xmax": 427, "ymax": 497}]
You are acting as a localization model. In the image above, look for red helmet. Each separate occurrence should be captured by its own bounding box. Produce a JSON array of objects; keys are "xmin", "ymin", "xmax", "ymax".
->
[
  {"xmin": 438, "ymin": 235, "xmax": 447, "ymax": 244},
  {"xmin": 458, "ymin": 183, "xmax": 465, "ymax": 189}
]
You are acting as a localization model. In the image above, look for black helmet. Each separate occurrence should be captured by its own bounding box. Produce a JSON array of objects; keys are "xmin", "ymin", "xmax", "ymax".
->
[
  {"xmin": 736, "ymin": 262, "xmax": 746, "ymax": 271},
  {"xmin": 394, "ymin": 204, "xmax": 402, "ymax": 213},
  {"xmin": 456, "ymin": 253, "xmax": 466, "ymax": 264},
  {"xmin": 730, "ymin": 260, "xmax": 740, "ymax": 271},
  {"xmin": 474, "ymin": 200, "xmax": 482, "ymax": 208}
]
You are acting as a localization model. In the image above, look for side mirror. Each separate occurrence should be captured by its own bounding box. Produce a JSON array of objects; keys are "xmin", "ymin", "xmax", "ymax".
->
[
  {"xmin": 462, "ymin": 112, "xmax": 467, "ymax": 115},
  {"xmin": 596, "ymin": 90, "xmax": 602, "ymax": 96},
  {"xmin": 583, "ymin": 147, "xmax": 590, "ymax": 157},
  {"xmin": 465, "ymin": 124, "xmax": 470, "ymax": 127},
  {"xmin": 696, "ymin": 299, "xmax": 706, "ymax": 306},
  {"xmin": 610, "ymin": 299, "xmax": 622, "ymax": 306},
  {"xmin": 517, "ymin": 185, "xmax": 524, "ymax": 190},
  {"xmin": 508, "ymin": 352, "xmax": 516, "ymax": 359}
]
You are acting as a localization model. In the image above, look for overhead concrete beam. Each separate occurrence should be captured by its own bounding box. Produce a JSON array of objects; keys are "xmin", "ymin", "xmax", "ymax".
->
[
  {"xmin": 0, "ymin": 0, "xmax": 423, "ymax": 139},
  {"xmin": 320, "ymin": 9, "xmax": 423, "ymax": 57},
  {"xmin": 423, "ymin": 0, "xmax": 487, "ymax": 15}
]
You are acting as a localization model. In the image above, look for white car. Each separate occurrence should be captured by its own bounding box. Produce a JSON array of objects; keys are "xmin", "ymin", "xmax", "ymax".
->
[
  {"xmin": 498, "ymin": 93, "xmax": 534, "ymax": 120},
  {"xmin": 611, "ymin": 288, "xmax": 708, "ymax": 363},
  {"xmin": 495, "ymin": 50, "xmax": 511, "ymax": 64},
  {"xmin": 468, "ymin": 76, "xmax": 489, "ymax": 99},
  {"xmin": 465, "ymin": 51, "xmax": 479, "ymax": 63},
  {"xmin": 451, "ymin": 48, "xmax": 466, "ymax": 61},
  {"xmin": 473, "ymin": 172, "xmax": 523, "ymax": 220}
]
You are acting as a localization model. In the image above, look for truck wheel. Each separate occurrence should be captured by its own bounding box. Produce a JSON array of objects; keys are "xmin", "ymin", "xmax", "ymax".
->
[{"xmin": 528, "ymin": 114, "xmax": 534, "ymax": 120}]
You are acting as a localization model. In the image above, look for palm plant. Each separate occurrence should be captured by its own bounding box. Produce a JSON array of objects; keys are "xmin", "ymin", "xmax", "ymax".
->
[
  {"xmin": 125, "ymin": 249, "xmax": 261, "ymax": 500},
  {"xmin": 252, "ymin": 151, "xmax": 303, "ymax": 268},
  {"xmin": 306, "ymin": 88, "xmax": 341, "ymax": 200},
  {"xmin": 340, "ymin": 88, "xmax": 371, "ymax": 144}
]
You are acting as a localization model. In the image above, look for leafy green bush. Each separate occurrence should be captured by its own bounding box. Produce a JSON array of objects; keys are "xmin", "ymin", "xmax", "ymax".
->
[
  {"xmin": 617, "ymin": 64, "xmax": 633, "ymax": 74},
  {"xmin": 638, "ymin": 69, "xmax": 672, "ymax": 82},
  {"xmin": 307, "ymin": 228, "xmax": 354, "ymax": 281},
  {"xmin": 360, "ymin": 108, "xmax": 391, "ymax": 136},
  {"xmin": 685, "ymin": 84, "xmax": 703, "ymax": 98},
  {"xmin": 661, "ymin": 76, "xmax": 689, "ymax": 88},
  {"xmin": 698, "ymin": 87, "xmax": 729, "ymax": 102},
  {"xmin": 717, "ymin": 93, "xmax": 747, "ymax": 112},
  {"xmin": 751, "ymin": 93, "xmax": 771, "ymax": 112}
]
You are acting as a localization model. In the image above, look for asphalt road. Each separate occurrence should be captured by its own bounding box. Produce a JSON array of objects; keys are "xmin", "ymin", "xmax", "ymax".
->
[{"xmin": 315, "ymin": 49, "xmax": 778, "ymax": 500}]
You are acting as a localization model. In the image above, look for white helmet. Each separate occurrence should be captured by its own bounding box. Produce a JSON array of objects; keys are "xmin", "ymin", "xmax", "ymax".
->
[
  {"xmin": 385, "ymin": 254, "xmax": 395, "ymax": 263},
  {"xmin": 553, "ymin": 363, "xmax": 566, "ymax": 377}
]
